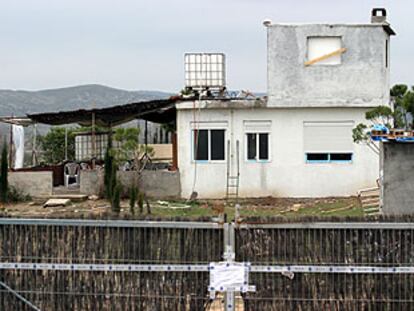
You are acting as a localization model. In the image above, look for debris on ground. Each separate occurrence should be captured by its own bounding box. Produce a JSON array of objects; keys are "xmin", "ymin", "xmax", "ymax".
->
[{"xmin": 43, "ymin": 199, "xmax": 71, "ymax": 208}]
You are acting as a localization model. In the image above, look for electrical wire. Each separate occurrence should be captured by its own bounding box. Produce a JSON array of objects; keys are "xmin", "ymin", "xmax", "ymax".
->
[
  {"xmin": 0, "ymin": 281, "xmax": 41, "ymax": 311},
  {"xmin": 189, "ymin": 92, "xmax": 203, "ymax": 199}
]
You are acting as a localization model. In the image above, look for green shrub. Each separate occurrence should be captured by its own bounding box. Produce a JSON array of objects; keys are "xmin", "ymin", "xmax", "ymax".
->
[
  {"xmin": 138, "ymin": 192, "xmax": 144, "ymax": 215},
  {"xmin": 8, "ymin": 186, "xmax": 31, "ymax": 203},
  {"xmin": 111, "ymin": 183, "xmax": 122, "ymax": 214}
]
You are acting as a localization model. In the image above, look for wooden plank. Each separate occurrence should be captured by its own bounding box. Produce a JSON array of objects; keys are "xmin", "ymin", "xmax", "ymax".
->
[{"xmin": 304, "ymin": 47, "xmax": 347, "ymax": 66}]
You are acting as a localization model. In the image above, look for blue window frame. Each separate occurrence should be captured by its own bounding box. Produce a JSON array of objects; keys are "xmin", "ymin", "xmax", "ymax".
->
[{"xmin": 306, "ymin": 153, "xmax": 353, "ymax": 163}]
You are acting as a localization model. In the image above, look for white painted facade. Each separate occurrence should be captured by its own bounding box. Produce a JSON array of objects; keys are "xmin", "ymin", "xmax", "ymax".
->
[
  {"xmin": 177, "ymin": 103, "xmax": 379, "ymax": 198},
  {"xmin": 176, "ymin": 16, "xmax": 394, "ymax": 198}
]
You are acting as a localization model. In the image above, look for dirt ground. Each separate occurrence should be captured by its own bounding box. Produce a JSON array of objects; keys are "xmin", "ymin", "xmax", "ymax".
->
[{"xmin": 0, "ymin": 196, "xmax": 362, "ymax": 219}]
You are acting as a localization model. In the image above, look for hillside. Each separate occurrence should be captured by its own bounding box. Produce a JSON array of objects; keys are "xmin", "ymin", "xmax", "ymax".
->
[{"xmin": 0, "ymin": 84, "xmax": 171, "ymax": 117}]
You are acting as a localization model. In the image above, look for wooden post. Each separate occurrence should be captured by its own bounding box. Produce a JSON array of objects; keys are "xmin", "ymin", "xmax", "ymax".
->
[
  {"xmin": 64, "ymin": 127, "xmax": 68, "ymax": 161},
  {"xmin": 92, "ymin": 112, "xmax": 96, "ymax": 169},
  {"xmin": 8, "ymin": 123, "xmax": 13, "ymax": 169},
  {"xmin": 32, "ymin": 123, "xmax": 37, "ymax": 166},
  {"xmin": 171, "ymin": 132, "xmax": 178, "ymax": 171}
]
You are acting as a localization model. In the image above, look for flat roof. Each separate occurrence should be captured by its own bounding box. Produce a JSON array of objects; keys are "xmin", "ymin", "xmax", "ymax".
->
[{"xmin": 267, "ymin": 22, "xmax": 396, "ymax": 36}]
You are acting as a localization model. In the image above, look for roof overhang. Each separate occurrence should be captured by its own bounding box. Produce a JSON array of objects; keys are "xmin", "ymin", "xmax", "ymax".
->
[
  {"xmin": 27, "ymin": 97, "xmax": 191, "ymax": 127},
  {"xmin": 0, "ymin": 117, "xmax": 34, "ymax": 127}
]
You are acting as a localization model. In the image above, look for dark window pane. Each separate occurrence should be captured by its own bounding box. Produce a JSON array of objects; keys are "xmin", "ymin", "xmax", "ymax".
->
[
  {"xmin": 307, "ymin": 153, "xmax": 329, "ymax": 161},
  {"xmin": 210, "ymin": 130, "xmax": 225, "ymax": 160},
  {"xmin": 330, "ymin": 153, "xmax": 352, "ymax": 161},
  {"xmin": 247, "ymin": 134, "xmax": 256, "ymax": 160},
  {"xmin": 259, "ymin": 133, "xmax": 269, "ymax": 160},
  {"xmin": 194, "ymin": 130, "xmax": 208, "ymax": 160}
]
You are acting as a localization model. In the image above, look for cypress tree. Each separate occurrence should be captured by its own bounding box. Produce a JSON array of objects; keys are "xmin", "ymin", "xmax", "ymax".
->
[
  {"xmin": 104, "ymin": 147, "xmax": 114, "ymax": 200},
  {"xmin": 129, "ymin": 187, "xmax": 137, "ymax": 215},
  {"xmin": 111, "ymin": 183, "xmax": 121, "ymax": 214}
]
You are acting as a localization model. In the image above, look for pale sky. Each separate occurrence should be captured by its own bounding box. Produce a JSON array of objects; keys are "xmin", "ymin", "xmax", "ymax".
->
[{"xmin": 0, "ymin": 0, "xmax": 410, "ymax": 93}]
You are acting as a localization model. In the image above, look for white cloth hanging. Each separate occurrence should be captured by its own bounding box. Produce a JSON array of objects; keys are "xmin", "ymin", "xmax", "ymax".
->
[{"xmin": 12, "ymin": 125, "xmax": 24, "ymax": 169}]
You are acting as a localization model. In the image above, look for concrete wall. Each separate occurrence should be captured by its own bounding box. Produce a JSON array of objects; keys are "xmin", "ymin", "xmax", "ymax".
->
[
  {"xmin": 8, "ymin": 171, "xmax": 53, "ymax": 197},
  {"xmin": 80, "ymin": 170, "xmax": 104, "ymax": 196},
  {"xmin": 381, "ymin": 142, "xmax": 414, "ymax": 215},
  {"xmin": 177, "ymin": 105, "xmax": 379, "ymax": 198},
  {"xmin": 140, "ymin": 170, "xmax": 180, "ymax": 198},
  {"xmin": 80, "ymin": 169, "xmax": 180, "ymax": 199},
  {"xmin": 267, "ymin": 24, "xmax": 390, "ymax": 107}
]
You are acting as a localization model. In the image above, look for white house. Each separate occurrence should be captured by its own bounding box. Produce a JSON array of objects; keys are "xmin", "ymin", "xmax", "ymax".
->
[{"xmin": 176, "ymin": 9, "xmax": 395, "ymax": 198}]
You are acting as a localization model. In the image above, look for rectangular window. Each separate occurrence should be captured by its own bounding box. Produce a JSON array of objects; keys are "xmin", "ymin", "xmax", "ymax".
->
[
  {"xmin": 306, "ymin": 153, "xmax": 352, "ymax": 163},
  {"xmin": 193, "ymin": 129, "xmax": 225, "ymax": 161},
  {"xmin": 247, "ymin": 133, "xmax": 257, "ymax": 160},
  {"xmin": 307, "ymin": 37, "xmax": 342, "ymax": 65},
  {"xmin": 211, "ymin": 130, "xmax": 225, "ymax": 160},
  {"xmin": 194, "ymin": 129, "xmax": 208, "ymax": 160},
  {"xmin": 330, "ymin": 153, "xmax": 352, "ymax": 162},
  {"xmin": 306, "ymin": 153, "xmax": 329, "ymax": 162},
  {"xmin": 246, "ymin": 133, "xmax": 269, "ymax": 161},
  {"xmin": 304, "ymin": 121, "xmax": 354, "ymax": 164}
]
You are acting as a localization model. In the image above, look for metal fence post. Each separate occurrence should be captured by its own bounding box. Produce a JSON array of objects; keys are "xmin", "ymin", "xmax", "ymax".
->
[{"xmin": 223, "ymin": 223, "xmax": 236, "ymax": 311}]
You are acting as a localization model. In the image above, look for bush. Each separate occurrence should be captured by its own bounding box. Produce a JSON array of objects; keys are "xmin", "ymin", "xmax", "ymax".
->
[{"xmin": 7, "ymin": 186, "xmax": 31, "ymax": 203}]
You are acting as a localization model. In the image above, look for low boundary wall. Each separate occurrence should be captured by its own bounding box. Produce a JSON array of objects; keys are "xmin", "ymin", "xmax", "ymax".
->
[
  {"xmin": 80, "ymin": 170, "xmax": 181, "ymax": 199},
  {"xmin": 8, "ymin": 171, "xmax": 53, "ymax": 197}
]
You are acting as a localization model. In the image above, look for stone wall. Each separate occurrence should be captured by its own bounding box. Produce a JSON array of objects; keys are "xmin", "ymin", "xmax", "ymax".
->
[
  {"xmin": 381, "ymin": 142, "xmax": 414, "ymax": 215},
  {"xmin": 8, "ymin": 171, "xmax": 53, "ymax": 197}
]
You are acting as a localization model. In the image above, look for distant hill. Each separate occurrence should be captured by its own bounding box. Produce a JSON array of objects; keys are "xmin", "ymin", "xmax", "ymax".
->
[{"xmin": 0, "ymin": 84, "xmax": 171, "ymax": 117}]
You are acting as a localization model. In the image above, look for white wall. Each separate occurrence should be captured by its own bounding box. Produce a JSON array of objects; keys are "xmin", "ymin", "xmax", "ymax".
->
[{"xmin": 177, "ymin": 105, "xmax": 378, "ymax": 198}]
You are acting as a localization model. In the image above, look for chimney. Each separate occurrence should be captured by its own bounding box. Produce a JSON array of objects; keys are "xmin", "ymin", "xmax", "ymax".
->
[{"xmin": 371, "ymin": 8, "xmax": 387, "ymax": 23}]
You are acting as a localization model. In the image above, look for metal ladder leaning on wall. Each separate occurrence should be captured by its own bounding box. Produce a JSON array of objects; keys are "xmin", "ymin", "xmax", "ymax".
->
[{"xmin": 226, "ymin": 140, "xmax": 240, "ymax": 202}]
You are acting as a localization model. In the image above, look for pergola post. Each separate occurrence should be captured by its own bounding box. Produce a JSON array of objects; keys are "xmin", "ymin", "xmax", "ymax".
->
[
  {"xmin": 32, "ymin": 123, "xmax": 37, "ymax": 166},
  {"xmin": 91, "ymin": 111, "xmax": 96, "ymax": 169}
]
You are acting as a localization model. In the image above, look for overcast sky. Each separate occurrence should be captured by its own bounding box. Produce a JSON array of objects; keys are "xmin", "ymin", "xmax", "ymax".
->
[{"xmin": 0, "ymin": 0, "xmax": 411, "ymax": 93}]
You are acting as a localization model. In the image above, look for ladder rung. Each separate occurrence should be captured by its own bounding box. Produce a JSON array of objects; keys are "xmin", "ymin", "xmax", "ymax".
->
[{"xmin": 228, "ymin": 176, "xmax": 239, "ymax": 179}]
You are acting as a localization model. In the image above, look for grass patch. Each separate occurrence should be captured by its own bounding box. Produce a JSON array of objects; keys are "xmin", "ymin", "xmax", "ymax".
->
[{"xmin": 146, "ymin": 197, "xmax": 363, "ymax": 220}]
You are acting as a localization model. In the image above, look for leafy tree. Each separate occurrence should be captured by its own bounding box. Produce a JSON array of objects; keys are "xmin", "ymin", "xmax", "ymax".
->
[
  {"xmin": 112, "ymin": 128, "xmax": 154, "ymax": 171},
  {"xmin": 0, "ymin": 143, "xmax": 8, "ymax": 203},
  {"xmin": 39, "ymin": 127, "xmax": 75, "ymax": 164},
  {"xmin": 365, "ymin": 105, "xmax": 393, "ymax": 128},
  {"xmin": 353, "ymin": 84, "xmax": 414, "ymax": 155},
  {"xmin": 390, "ymin": 84, "xmax": 411, "ymax": 128}
]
